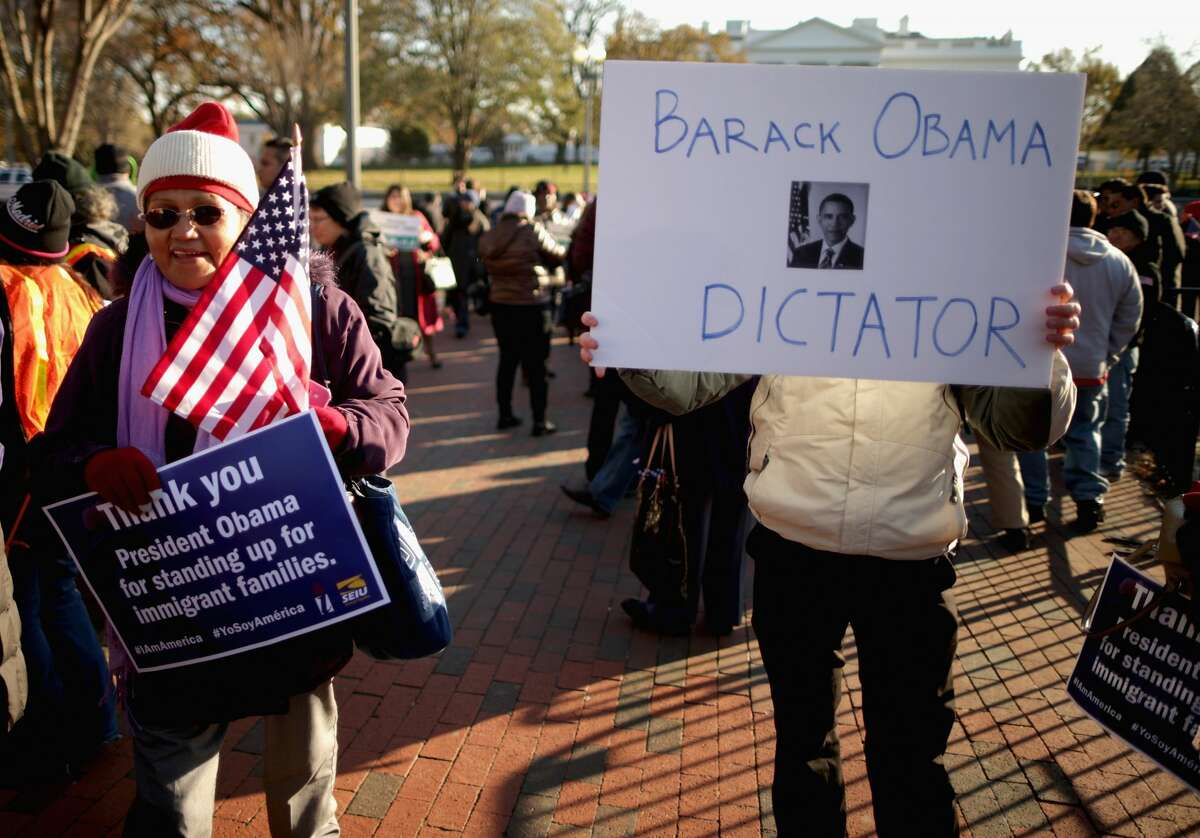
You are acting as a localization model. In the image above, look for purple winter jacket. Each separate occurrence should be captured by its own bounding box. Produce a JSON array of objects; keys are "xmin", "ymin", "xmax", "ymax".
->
[{"xmin": 30, "ymin": 254, "xmax": 409, "ymax": 724}]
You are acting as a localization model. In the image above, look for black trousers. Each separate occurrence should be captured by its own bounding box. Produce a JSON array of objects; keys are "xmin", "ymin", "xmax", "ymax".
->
[
  {"xmin": 585, "ymin": 371, "xmax": 630, "ymax": 479},
  {"xmin": 647, "ymin": 484, "xmax": 748, "ymax": 631},
  {"xmin": 747, "ymin": 525, "xmax": 960, "ymax": 837},
  {"xmin": 491, "ymin": 303, "xmax": 550, "ymax": 423}
]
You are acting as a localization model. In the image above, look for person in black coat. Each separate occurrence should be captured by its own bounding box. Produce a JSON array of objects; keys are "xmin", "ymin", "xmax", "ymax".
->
[
  {"xmin": 310, "ymin": 182, "xmax": 415, "ymax": 381},
  {"xmin": 622, "ymin": 378, "xmax": 758, "ymax": 636},
  {"xmin": 788, "ymin": 193, "xmax": 865, "ymax": 270}
]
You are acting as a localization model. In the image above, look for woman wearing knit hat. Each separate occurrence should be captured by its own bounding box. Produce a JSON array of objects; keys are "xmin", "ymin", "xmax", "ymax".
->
[
  {"xmin": 479, "ymin": 190, "xmax": 566, "ymax": 435},
  {"xmin": 32, "ymin": 102, "xmax": 410, "ymax": 835},
  {"xmin": 0, "ymin": 179, "xmax": 110, "ymax": 781}
]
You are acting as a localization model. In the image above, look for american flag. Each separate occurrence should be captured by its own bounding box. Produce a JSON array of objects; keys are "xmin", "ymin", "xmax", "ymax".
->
[{"xmin": 141, "ymin": 159, "xmax": 312, "ymax": 440}]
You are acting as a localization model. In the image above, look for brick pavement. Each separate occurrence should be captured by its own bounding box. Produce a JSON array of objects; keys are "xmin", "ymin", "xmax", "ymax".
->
[{"xmin": 2, "ymin": 327, "xmax": 1198, "ymax": 836}]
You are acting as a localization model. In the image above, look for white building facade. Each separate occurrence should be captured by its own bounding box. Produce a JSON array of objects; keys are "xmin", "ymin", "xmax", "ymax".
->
[{"xmin": 724, "ymin": 16, "xmax": 1022, "ymax": 71}]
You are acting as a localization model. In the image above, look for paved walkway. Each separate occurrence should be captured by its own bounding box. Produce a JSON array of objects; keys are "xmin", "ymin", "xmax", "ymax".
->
[{"xmin": 2, "ymin": 327, "xmax": 1198, "ymax": 836}]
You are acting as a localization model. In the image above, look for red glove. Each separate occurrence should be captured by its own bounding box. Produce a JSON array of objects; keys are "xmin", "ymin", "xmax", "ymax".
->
[
  {"xmin": 84, "ymin": 448, "xmax": 161, "ymax": 513},
  {"xmin": 1182, "ymin": 481, "xmax": 1200, "ymax": 515},
  {"xmin": 314, "ymin": 406, "xmax": 349, "ymax": 452}
]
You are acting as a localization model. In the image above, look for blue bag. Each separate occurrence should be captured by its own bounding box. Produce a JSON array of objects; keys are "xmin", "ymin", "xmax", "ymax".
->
[
  {"xmin": 309, "ymin": 286, "xmax": 450, "ymax": 659},
  {"xmin": 347, "ymin": 475, "xmax": 452, "ymax": 659}
]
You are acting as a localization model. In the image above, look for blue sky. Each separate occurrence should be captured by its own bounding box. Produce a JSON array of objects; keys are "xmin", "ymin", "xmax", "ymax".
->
[{"xmin": 620, "ymin": 2, "xmax": 1197, "ymax": 76}]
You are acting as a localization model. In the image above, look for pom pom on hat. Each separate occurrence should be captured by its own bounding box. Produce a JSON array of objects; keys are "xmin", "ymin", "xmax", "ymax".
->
[{"xmin": 137, "ymin": 102, "xmax": 259, "ymax": 213}]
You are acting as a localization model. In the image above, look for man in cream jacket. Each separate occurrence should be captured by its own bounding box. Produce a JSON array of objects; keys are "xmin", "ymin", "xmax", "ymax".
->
[{"xmin": 579, "ymin": 285, "xmax": 1080, "ymax": 837}]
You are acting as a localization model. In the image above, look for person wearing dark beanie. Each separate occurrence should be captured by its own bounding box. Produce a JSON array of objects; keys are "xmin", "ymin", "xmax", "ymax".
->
[
  {"xmin": 310, "ymin": 182, "xmax": 411, "ymax": 380},
  {"xmin": 94, "ymin": 142, "xmax": 140, "ymax": 232},
  {"xmin": 310, "ymin": 181, "xmax": 361, "ymax": 228},
  {"xmin": 0, "ymin": 178, "xmax": 109, "ymax": 782},
  {"xmin": 32, "ymin": 151, "xmax": 93, "ymax": 197},
  {"xmin": 94, "ymin": 143, "xmax": 130, "ymax": 176}
]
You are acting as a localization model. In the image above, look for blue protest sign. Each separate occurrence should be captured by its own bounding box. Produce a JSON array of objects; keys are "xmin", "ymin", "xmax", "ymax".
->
[
  {"xmin": 43, "ymin": 412, "xmax": 389, "ymax": 672},
  {"xmin": 1069, "ymin": 557, "xmax": 1200, "ymax": 792}
]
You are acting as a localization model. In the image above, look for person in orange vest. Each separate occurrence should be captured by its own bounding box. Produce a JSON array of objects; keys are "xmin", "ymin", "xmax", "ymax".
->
[
  {"xmin": 66, "ymin": 185, "xmax": 128, "ymax": 299},
  {"xmin": 0, "ymin": 179, "xmax": 114, "ymax": 781}
]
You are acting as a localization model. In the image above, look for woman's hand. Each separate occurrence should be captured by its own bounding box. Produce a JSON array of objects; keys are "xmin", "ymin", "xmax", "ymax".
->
[
  {"xmin": 84, "ymin": 447, "xmax": 161, "ymax": 513},
  {"xmin": 1045, "ymin": 281, "xmax": 1082, "ymax": 348},
  {"xmin": 579, "ymin": 311, "xmax": 605, "ymax": 378}
]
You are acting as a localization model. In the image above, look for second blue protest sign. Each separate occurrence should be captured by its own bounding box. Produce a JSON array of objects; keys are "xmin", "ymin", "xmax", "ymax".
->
[
  {"xmin": 43, "ymin": 411, "xmax": 389, "ymax": 672},
  {"xmin": 1069, "ymin": 557, "xmax": 1200, "ymax": 792}
]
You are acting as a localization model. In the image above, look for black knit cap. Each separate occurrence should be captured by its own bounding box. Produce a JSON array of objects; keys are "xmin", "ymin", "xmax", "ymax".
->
[
  {"xmin": 1135, "ymin": 170, "xmax": 1168, "ymax": 187},
  {"xmin": 1109, "ymin": 211, "xmax": 1148, "ymax": 241},
  {"xmin": 0, "ymin": 180, "xmax": 75, "ymax": 260},
  {"xmin": 94, "ymin": 143, "xmax": 130, "ymax": 176},
  {"xmin": 311, "ymin": 182, "xmax": 361, "ymax": 228},
  {"xmin": 32, "ymin": 151, "xmax": 92, "ymax": 196}
]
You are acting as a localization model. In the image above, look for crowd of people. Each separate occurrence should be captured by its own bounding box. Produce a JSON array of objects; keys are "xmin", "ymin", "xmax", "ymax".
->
[
  {"xmin": 976, "ymin": 174, "xmax": 1200, "ymax": 551},
  {"xmin": 1, "ymin": 91, "xmax": 1199, "ymax": 837}
]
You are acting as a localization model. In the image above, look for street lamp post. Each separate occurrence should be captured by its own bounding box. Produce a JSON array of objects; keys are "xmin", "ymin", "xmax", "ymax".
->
[
  {"xmin": 344, "ymin": 0, "xmax": 361, "ymax": 189},
  {"xmin": 573, "ymin": 44, "xmax": 605, "ymax": 197}
]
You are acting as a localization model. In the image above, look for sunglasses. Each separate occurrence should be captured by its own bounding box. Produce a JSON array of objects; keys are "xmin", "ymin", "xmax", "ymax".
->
[{"xmin": 141, "ymin": 205, "xmax": 226, "ymax": 230}]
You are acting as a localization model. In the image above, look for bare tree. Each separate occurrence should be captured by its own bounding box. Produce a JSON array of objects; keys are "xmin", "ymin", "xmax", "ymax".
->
[
  {"xmin": 109, "ymin": 0, "xmax": 217, "ymax": 137},
  {"xmin": 545, "ymin": 0, "xmax": 619, "ymax": 161},
  {"xmin": 605, "ymin": 11, "xmax": 744, "ymax": 63},
  {"xmin": 1030, "ymin": 47, "xmax": 1122, "ymax": 160},
  {"xmin": 1099, "ymin": 46, "xmax": 1200, "ymax": 183},
  {"xmin": 387, "ymin": 0, "xmax": 540, "ymax": 170},
  {"xmin": 0, "ymin": 0, "xmax": 137, "ymax": 159},
  {"xmin": 202, "ymin": 0, "xmax": 343, "ymax": 168}
]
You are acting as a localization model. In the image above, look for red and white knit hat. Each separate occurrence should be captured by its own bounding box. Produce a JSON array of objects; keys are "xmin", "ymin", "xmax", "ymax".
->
[{"xmin": 137, "ymin": 102, "xmax": 259, "ymax": 213}]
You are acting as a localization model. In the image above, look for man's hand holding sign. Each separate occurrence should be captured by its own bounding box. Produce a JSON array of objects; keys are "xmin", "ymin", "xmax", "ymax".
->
[{"xmin": 580, "ymin": 61, "xmax": 1085, "ymax": 836}]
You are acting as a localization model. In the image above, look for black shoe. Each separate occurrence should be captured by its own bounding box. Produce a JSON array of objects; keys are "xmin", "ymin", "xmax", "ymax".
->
[
  {"xmin": 532, "ymin": 420, "xmax": 557, "ymax": 437},
  {"xmin": 560, "ymin": 483, "xmax": 610, "ymax": 519},
  {"xmin": 1026, "ymin": 502, "xmax": 1046, "ymax": 525},
  {"xmin": 998, "ymin": 527, "xmax": 1030, "ymax": 552},
  {"xmin": 1073, "ymin": 499, "xmax": 1105, "ymax": 533},
  {"xmin": 430, "ymin": 359, "xmax": 443, "ymax": 369},
  {"xmin": 497, "ymin": 415, "xmax": 522, "ymax": 430},
  {"xmin": 545, "ymin": 368, "xmax": 557, "ymax": 379},
  {"xmin": 621, "ymin": 599, "xmax": 690, "ymax": 636}
]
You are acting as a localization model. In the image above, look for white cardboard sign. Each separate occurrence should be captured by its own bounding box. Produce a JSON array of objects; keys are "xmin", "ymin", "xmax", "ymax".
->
[
  {"xmin": 591, "ymin": 61, "xmax": 1085, "ymax": 387},
  {"xmin": 369, "ymin": 211, "xmax": 422, "ymax": 251}
]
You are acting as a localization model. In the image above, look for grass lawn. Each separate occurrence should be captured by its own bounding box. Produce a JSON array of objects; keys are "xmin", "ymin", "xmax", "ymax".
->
[{"xmin": 306, "ymin": 163, "xmax": 598, "ymax": 195}]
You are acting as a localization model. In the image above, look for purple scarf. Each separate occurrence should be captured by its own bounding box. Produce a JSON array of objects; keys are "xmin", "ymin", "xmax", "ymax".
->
[{"xmin": 117, "ymin": 256, "xmax": 219, "ymax": 465}]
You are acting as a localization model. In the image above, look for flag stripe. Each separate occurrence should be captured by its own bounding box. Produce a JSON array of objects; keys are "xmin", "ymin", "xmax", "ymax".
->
[{"xmin": 141, "ymin": 159, "xmax": 312, "ymax": 442}]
